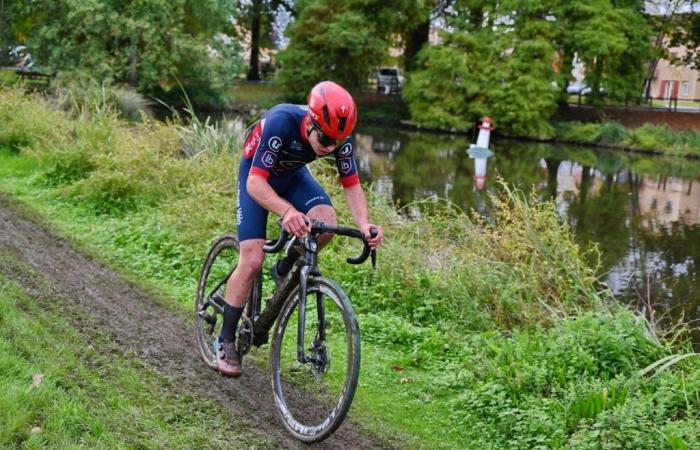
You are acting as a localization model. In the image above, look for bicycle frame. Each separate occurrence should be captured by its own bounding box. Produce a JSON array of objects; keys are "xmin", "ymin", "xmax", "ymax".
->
[{"xmin": 206, "ymin": 221, "xmax": 374, "ymax": 362}]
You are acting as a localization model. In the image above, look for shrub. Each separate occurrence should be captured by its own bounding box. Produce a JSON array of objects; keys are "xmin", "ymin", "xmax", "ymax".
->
[
  {"xmin": 629, "ymin": 124, "xmax": 671, "ymax": 151},
  {"xmin": 596, "ymin": 122, "xmax": 628, "ymax": 145},
  {"xmin": 556, "ymin": 122, "xmax": 601, "ymax": 143}
]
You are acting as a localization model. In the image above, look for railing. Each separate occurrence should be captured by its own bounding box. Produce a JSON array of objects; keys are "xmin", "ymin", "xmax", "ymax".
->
[{"xmin": 0, "ymin": 67, "xmax": 54, "ymax": 87}]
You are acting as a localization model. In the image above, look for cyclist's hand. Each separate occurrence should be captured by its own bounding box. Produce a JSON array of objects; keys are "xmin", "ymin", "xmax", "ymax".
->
[
  {"xmin": 282, "ymin": 208, "xmax": 310, "ymax": 237},
  {"xmin": 361, "ymin": 223, "xmax": 383, "ymax": 249}
]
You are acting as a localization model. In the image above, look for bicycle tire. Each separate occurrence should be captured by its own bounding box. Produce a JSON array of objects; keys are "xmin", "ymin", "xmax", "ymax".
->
[
  {"xmin": 194, "ymin": 234, "xmax": 242, "ymax": 370},
  {"xmin": 270, "ymin": 277, "xmax": 361, "ymax": 443}
]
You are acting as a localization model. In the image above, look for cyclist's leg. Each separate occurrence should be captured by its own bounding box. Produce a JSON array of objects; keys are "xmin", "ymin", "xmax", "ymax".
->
[
  {"xmin": 273, "ymin": 168, "xmax": 335, "ymax": 276},
  {"xmin": 228, "ymin": 157, "xmax": 268, "ymax": 309},
  {"xmin": 216, "ymin": 159, "xmax": 267, "ymax": 376}
]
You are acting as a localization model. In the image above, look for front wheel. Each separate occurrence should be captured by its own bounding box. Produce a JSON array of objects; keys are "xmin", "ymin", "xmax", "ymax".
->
[{"xmin": 270, "ymin": 277, "xmax": 360, "ymax": 443}]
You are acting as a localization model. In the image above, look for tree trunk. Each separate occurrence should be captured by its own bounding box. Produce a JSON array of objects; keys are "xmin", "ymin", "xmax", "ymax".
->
[
  {"xmin": 128, "ymin": 42, "xmax": 139, "ymax": 88},
  {"xmin": 247, "ymin": 0, "xmax": 262, "ymax": 81},
  {"xmin": 468, "ymin": 7, "xmax": 484, "ymax": 31},
  {"xmin": 403, "ymin": 18, "xmax": 430, "ymax": 72},
  {"xmin": 544, "ymin": 158, "xmax": 561, "ymax": 199}
]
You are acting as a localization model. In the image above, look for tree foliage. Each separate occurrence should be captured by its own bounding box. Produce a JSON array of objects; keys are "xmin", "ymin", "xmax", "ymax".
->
[
  {"xmin": 404, "ymin": 0, "xmax": 656, "ymax": 136},
  {"xmin": 277, "ymin": 0, "xmax": 431, "ymax": 101},
  {"xmin": 3, "ymin": 0, "xmax": 242, "ymax": 105}
]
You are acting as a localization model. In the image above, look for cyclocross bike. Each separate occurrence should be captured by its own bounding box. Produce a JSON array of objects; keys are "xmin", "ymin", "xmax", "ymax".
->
[{"xmin": 195, "ymin": 220, "xmax": 377, "ymax": 443}]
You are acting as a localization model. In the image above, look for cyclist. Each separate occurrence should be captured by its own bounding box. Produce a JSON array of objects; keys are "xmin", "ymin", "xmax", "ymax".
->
[{"xmin": 216, "ymin": 80, "xmax": 384, "ymax": 377}]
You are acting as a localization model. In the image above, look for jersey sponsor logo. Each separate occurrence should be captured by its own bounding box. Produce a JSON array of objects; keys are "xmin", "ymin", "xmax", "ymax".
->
[
  {"xmin": 236, "ymin": 206, "xmax": 243, "ymax": 226},
  {"xmin": 339, "ymin": 157, "xmax": 353, "ymax": 174},
  {"xmin": 262, "ymin": 151, "xmax": 276, "ymax": 168},
  {"xmin": 304, "ymin": 195, "xmax": 325, "ymax": 206},
  {"xmin": 339, "ymin": 142, "xmax": 352, "ymax": 157},
  {"xmin": 268, "ymin": 136, "xmax": 282, "ymax": 152},
  {"xmin": 243, "ymin": 123, "xmax": 263, "ymax": 159},
  {"xmin": 276, "ymin": 160, "xmax": 306, "ymax": 173}
]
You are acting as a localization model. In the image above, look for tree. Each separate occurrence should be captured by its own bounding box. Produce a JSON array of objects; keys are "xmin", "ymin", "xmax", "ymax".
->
[
  {"xmin": 276, "ymin": 0, "xmax": 387, "ymax": 100},
  {"xmin": 8, "ymin": 0, "xmax": 242, "ymax": 105},
  {"xmin": 277, "ymin": 0, "xmax": 434, "ymax": 100},
  {"xmin": 404, "ymin": 0, "xmax": 560, "ymax": 136},
  {"xmin": 232, "ymin": 0, "xmax": 294, "ymax": 81},
  {"xmin": 403, "ymin": 0, "xmax": 657, "ymax": 136}
]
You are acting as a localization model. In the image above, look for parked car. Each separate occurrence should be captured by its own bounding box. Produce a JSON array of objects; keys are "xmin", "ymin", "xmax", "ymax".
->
[{"xmin": 377, "ymin": 67, "xmax": 404, "ymax": 95}]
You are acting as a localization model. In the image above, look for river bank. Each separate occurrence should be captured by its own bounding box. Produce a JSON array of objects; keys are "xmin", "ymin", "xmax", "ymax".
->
[{"xmin": 224, "ymin": 81, "xmax": 700, "ymax": 159}]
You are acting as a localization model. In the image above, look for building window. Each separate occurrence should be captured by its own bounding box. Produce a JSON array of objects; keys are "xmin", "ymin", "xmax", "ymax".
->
[{"xmin": 681, "ymin": 81, "xmax": 690, "ymax": 97}]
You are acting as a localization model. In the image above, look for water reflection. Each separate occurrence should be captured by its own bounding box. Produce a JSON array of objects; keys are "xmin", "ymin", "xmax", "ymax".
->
[{"xmin": 354, "ymin": 123, "xmax": 700, "ymax": 337}]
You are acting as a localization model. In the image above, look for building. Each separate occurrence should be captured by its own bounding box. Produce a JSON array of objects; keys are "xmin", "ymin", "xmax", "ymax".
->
[{"xmin": 650, "ymin": 45, "xmax": 700, "ymax": 100}]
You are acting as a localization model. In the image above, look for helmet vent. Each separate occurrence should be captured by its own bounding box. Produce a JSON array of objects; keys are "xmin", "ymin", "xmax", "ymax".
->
[
  {"xmin": 338, "ymin": 116, "xmax": 347, "ymax": 133},
  {"xmin": 322, "ymin": 106, "xmax": 331, "ymax": 127}
]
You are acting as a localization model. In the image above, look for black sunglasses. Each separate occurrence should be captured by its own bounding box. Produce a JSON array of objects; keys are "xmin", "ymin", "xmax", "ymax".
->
[{"xmin": 313, "ymin": 125, "xmax": 341, "ymax": 148}]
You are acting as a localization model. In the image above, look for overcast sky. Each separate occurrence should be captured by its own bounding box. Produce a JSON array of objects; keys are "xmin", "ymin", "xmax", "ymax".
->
[{"xmin": 645, "ymin": 0, "xmax": 700, "ymax": 14}]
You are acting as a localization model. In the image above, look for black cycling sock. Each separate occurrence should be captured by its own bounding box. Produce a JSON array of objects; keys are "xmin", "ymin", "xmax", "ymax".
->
[
  {"xmin": 219, "ymin": 303, "xmax": 244, "ymax": 344},
  {"xmin": 277, "ymin": 247, "xmax": 300, "ymax": 276}
]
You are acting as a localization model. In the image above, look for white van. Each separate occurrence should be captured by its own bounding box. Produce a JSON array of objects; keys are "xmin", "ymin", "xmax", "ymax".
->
[{"xmin": 377, "ymin": 67, "xmax": 404, "ymax": 95}]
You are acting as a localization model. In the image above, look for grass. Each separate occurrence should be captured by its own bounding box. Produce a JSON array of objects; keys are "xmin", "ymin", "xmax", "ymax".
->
[
  {"xmin": 1, "ymin": 85, "xmax": 700, "ymax": 449},
  {"xmin": 0, "ymin": 264, "xmax": 270, "ymax": 449},
  {"xmin": 555, "ymin": 121, "xmax": 700, "ymax": 157},
  {"xmin": 650, "ymin": 99, "xmax": 700, "ymax": 109},
  {"xmin": 230, "ymin": 80, "xmax": 286, "ymax": 109}
]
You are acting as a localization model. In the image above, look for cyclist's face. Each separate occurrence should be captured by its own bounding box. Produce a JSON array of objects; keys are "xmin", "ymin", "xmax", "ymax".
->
[{"xmin": 309, "ymin": 127, "xmax": 338, "ymax": 156}]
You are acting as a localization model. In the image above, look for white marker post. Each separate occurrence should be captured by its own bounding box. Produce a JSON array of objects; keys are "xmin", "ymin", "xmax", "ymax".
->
[{"xmin": 467, "ymin": 117, "xmax": 495, "ymax": 190}]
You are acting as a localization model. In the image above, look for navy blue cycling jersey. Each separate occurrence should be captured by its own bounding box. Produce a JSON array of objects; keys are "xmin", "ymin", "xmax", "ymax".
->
[{"xmin": 242, "ymin": 104, "xmax": 360, "ymax": 188}]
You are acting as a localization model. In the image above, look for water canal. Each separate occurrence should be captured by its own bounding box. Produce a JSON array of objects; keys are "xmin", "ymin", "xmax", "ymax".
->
[{"xmin": 353, "ymin": 123, "xmax": 700, "ymax": 335}]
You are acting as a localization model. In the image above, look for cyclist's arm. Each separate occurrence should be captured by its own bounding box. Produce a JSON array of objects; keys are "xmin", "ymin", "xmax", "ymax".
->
[
  {"xmin": 343, "ymin": 183, "xmax": 383, "ymax": 249},
  {"xmin": 247, "ymin": 175, "xmax": 309, "ymax": 236}
]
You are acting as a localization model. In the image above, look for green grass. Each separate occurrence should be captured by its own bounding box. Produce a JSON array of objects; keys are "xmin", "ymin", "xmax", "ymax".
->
[
  {"xmin": 650, "ymin": 99, "xmax": 700, "ymax": 109},
  {"xmin": 2, "ymin": 86, "xmax": 700, "ymax": 449},
  {"xmin": 0, "ymin": 264, "xmax": 270, "ymax": 449},
  {"xmin": 230, "ymin": 80, "xmax": 285, "ymax": 109},
  {"xmin": 555, "ymin": 121, "xmax": 700, "ymax": 157}
]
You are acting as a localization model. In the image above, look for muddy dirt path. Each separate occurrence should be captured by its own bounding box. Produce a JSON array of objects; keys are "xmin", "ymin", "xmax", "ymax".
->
[{"xmin": 0, "ymin": 196, "xmax": 395, "ymax": 449}]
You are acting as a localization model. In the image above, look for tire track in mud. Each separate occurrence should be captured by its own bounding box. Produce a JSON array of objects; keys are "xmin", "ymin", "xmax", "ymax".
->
[{"xmin": 0, "ymin": 196, "xmax": 394, "ymax": 450}]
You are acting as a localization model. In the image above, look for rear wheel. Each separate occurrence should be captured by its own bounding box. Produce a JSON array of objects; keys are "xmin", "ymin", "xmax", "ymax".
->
[
  {"xmin": 270, "ymin": 277, "xmax": 360, "ymax": 443},
  {"xmin": 195, "ymin": 235, "xmax": 260, "ymax": 369}
]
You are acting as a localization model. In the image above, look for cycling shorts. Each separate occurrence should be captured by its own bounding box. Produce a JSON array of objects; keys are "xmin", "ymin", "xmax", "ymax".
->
[{"xmin": 236, "ymin": 156, "xmax": 333, "ymax": 242}]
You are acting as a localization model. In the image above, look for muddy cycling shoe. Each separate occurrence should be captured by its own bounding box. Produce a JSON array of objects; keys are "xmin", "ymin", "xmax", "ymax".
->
[{"xmin": 216, "ymin": 340, "xmax": 242, "ymax": 378}]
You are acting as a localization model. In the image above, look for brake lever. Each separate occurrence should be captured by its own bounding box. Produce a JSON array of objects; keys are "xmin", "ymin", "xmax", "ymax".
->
[{"xmin": 369, "ymin": 228, "xmax": 378, "ymax": 270}]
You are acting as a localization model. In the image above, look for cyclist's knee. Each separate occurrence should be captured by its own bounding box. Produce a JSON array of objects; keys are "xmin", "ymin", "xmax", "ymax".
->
[
  {"xmin": 307, "ymin": 204, "xmax": 336, "ymax": 226},
  {"xmin": 239, "ymin": 240, "xmax": 265, "ymax": 277},
  {"xmin": 307, "ymin": 205, "xmax": 336, "ymax": 247}
]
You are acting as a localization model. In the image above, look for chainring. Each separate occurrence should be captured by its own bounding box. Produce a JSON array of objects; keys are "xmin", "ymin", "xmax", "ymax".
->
[{"xmin": 236, "ymin": 315, "xmax": 254, "ymax": 355}]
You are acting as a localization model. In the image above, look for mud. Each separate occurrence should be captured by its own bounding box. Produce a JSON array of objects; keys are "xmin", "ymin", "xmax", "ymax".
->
[{"xmin": 0, "ymin": 195, "xmax": 396, "ymax": 449}]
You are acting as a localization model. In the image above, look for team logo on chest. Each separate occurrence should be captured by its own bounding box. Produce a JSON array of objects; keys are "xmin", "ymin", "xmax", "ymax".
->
[
  {"xmin": 262, "ymin": 151, "xmax": 276, "ymax": 168},
  {"xmin": 268, "ymin": 136, "xmax": 282, "ymax": 152},
  {"xmin": 290, "ymin": 140, "xmax": 302, "ymax": 151}
]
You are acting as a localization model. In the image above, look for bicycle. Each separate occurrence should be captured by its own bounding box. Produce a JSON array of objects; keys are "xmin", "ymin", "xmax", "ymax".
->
[{"xmin": 194, "ymin": 220, "xmax": 377, "ymax": 443}]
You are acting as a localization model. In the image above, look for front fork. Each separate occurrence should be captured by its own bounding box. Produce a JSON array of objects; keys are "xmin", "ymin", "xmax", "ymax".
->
[{"xmin": 296, "ymin": 238, "xmax": 325, "ymax": 365}]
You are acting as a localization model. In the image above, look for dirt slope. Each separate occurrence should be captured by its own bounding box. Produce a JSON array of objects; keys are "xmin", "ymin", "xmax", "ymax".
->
[{"xmin": 0, "ymin": 195, "xmax": 395, "ymax": 449}]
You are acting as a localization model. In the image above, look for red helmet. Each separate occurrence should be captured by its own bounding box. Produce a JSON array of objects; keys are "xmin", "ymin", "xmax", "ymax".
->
[{"xmin": 307, "ymin": 81, "xmax": 357, "ymax": 140}]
